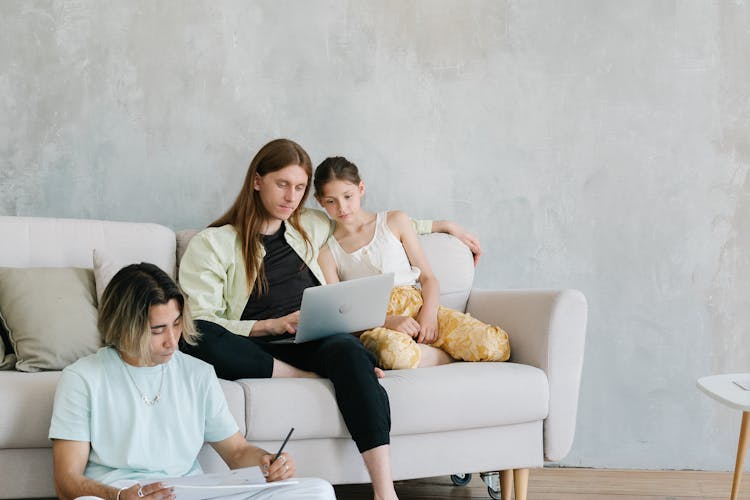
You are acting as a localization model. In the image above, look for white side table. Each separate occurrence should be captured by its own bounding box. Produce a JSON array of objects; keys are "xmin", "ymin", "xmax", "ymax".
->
[{"xmin": 698, "ymin": 373, "xmax": 750, "ymax": 500}]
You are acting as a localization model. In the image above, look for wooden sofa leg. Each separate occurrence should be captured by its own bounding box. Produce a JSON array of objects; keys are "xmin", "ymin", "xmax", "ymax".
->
[
  {"xmin": 513, "ymin": 468, "xmax": 529, "ymax": 500},
  {"xmin": 499, "ymin": 470, "xmax": 513, "ymax": 498}
]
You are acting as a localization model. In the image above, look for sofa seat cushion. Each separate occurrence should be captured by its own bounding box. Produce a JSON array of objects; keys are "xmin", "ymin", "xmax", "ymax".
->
[
  {"xmin": 0, "ymin": 372, "xmax": 247, "ymax": 448},
  {"xmin": 0, "ymin": 371, "xmax": 61, "ymax": 448},
  {"xmin": 239, "ymin": 362, "xmax": 549, "ymax": 441}
]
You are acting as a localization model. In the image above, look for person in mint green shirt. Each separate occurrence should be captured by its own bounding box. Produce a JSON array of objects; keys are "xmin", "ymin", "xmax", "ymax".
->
[{"xmin": 49, "ymin": 263, "xmax": 334, "ymax": 500}]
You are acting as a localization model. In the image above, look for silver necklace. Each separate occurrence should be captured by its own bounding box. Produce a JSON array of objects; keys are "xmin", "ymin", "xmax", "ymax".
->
[{"xmin": 119, "ymin": 354, "xmax": 165, "ymax": 406}]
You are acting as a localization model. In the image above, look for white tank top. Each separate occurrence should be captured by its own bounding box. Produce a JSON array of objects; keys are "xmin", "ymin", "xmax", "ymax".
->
[{"xmin": 327, "ymin": 211, "xmax": 421, "ymax": 286}]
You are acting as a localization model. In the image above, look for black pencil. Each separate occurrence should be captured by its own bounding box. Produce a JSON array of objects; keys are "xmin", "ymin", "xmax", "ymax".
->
[{"xmin": 273, "ymin": 427, "xmax": 294, "ymax": 462}]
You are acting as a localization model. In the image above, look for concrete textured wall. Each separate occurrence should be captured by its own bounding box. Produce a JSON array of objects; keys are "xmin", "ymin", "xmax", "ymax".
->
[{"xmin": 1, "ymin": 0, "xmax": 749, "ymax": 471}]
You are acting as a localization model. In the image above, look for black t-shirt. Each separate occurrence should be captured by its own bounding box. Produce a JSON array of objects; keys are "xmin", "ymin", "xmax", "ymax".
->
[{"xmin": 241, "ymin": 224, "xmax": 320, "ymax": 321}]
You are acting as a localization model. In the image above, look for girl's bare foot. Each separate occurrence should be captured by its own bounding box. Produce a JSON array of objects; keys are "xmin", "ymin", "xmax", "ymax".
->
[{"xmin": 417, "ymin": 345, "xmax": 454, "ymax": 367}]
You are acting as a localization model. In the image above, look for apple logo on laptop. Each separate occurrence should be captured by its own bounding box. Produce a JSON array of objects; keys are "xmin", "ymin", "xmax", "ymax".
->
[{"xmin": 339, "ymin": 303, "xmax": 352, "ymax": 314}]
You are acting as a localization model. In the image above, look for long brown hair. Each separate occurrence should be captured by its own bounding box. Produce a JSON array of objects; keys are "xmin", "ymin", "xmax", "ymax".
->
[{"xmin": 210, "ymin": 138, "xmax": 314, "ymax": 294}]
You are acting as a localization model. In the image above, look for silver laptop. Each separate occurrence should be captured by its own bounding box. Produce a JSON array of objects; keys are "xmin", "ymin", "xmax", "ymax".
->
[{"xmin": 293, "ymin": 273, "xmax": 395, "ymax": 343}]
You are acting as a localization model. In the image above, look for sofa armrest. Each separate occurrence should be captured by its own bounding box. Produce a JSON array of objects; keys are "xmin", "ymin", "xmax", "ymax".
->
[{"xmin": 465, "ymin": 289, "xmax": 587, "ymax": 462}]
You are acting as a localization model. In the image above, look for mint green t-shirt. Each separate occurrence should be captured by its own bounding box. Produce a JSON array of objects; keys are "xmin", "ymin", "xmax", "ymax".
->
[{"xmin": 49, "ymin": 347, "xmax": 238, "ymax": 485}]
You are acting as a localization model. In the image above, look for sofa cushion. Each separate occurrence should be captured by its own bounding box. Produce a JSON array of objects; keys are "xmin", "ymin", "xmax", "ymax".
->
[
  {"xmin": 0, "ymin": 372, "xmax": 247, "ymax": 448},
  {"xmin": 417, "ymin": 233, "xmax": 474, "ymax": 311},
  {"xmin": 238, "ymin": 362, "xmax": 548, "ymax": 441},
  {"xmin": 0, "ymin": 371, "xmax": 61, "ymax": 447},
  {"xmin": 0, "ymin": 216, "xmax": 176, "ymax": 273},
  {"xmin": 0, "ymin": 315, "xmax": 15, "ymax": 370},
  {"xmin": 217, "ymin": 379, "xmax": 248, "ymax": 437},
  {"xmin": 93, "ymin": 248, "xmax": 177, "ymax": 304},
  {"xmin": 176, "ymin": 230, "xmax": 200, "ymax": 270},
  {"xmin": 0, "ymin": 267, "xmax": 101, "ymax": 372}
]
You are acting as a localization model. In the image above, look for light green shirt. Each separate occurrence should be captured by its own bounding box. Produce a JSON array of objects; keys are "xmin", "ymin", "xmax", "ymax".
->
[
  {"xmin": 179, "ymin": 208, "xmax": 432, "ymax": 337},
  {"xmin": 49, "ymin": 348, "xmax": 238, "ymax": 485}
]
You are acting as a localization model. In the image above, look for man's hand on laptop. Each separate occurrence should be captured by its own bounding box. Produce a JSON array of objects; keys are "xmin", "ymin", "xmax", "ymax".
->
[{"xmin": 253, "ymin": 311, "xmax": 300, "ymax": 336}]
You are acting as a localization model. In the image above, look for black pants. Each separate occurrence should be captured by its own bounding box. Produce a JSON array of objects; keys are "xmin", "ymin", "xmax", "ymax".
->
[{"xmin": 180, "ymin": 320, "xmax": 391, "ymax": 453}]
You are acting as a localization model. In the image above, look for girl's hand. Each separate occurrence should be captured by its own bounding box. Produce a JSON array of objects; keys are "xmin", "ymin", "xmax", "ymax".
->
[
  {"xmin": 451, "ymin": 226, "xmax": 482, "ymax": 265},
  {"xmin": 434, "ymin": 221, "xmax": 482, "ymax": 265},
  {"xmin": 260, "ymin": 452, "xmax": 295, "ymax": 482},
  {"xmin": 384, "ymin": 315, "xmax": 420, "ymax": 337},
  {"xmin": 415, "ymin": 310, "xmax": 439, "ymax": 344}
]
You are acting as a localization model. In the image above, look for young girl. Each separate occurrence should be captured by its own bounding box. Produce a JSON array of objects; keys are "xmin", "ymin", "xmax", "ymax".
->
[{"xmin": 313, "ymin": 157, "xmax": 510, "ymax": 370}]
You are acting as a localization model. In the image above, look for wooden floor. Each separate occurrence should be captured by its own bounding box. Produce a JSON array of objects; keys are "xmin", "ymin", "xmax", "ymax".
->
[{"xmin": 333, "ymin": 468, "xmax": 750, "ymax": 499}]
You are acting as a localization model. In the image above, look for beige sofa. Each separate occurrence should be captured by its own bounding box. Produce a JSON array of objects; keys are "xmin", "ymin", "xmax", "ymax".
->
[{"xmin": 0, "ymin": 215, "xmax": 587, "ymax": 499}]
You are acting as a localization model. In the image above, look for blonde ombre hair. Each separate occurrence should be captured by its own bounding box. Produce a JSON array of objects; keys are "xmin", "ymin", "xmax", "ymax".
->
[{"xmin": 98, "ymin": 262, "xmax": 199, "ymax": 366}]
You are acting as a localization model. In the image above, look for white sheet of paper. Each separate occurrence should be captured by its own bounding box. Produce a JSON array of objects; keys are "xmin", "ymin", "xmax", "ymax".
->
[{"xmin": 162, "ymin": 467, "xmax": 297, "ymax": 500}]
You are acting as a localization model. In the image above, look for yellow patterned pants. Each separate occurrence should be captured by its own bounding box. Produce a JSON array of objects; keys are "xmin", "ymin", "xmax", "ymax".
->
[{"xmin": 359, "ymin": 286, "xmax": 511, "ymax": 369}]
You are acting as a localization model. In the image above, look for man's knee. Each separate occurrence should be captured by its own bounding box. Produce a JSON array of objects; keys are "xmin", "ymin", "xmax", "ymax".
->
[
  {"xmin": 302, "ymin": 477, "xmax": 336, "ymax": 499},
  {"xmin": 320, "ymin": 334, "xmax": 370, "ymax": 358},
  {"xmin": 318, "ymin": 334, "xmax": 377, "ymax": 372},
  {"xmin": 320, "ymin": 333, "xmax": 360, "ymax": 348}
]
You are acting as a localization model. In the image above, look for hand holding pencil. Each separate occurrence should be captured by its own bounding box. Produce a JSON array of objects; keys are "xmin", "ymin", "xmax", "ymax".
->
[{"xmin": 261, "ymin": 428, "xmax": 295, "ymax": 482}]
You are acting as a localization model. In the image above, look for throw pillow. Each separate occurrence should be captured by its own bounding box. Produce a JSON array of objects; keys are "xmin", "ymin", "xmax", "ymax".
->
[
  {"xmin": 93, "ymin": 248, "xmax": 176, "ymax": 304},
  {"xmin": 93, "ymin": 248, "xmax": 124, "ymax": 303},
  {"xmin": 0, "ymin": 315, "xmax": 16, "ymax": 370},
  {"xmin": 0, "ymin": 267, "xmax": 101, "ymax": 372}
]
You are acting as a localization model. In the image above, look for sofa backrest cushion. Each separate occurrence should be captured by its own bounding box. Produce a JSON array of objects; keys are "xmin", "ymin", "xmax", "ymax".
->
[
  {"xmin": 0, "ymin": 216, "xmax": 176, "ymax": 271},
  {"xmin": 0, "ymin": 216, "xmax": 177, "ymax": 370},
  {"xmin": 417, "ymin": 233, "xmax": 475, "ymax": 311},
  {"xmin": 176, "ymin": 229, "xmax": 200, "ymax": 270},
  {"xmin": 176, "ymin": 230, "xmax": 474, "ymax": 311}
]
